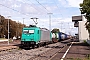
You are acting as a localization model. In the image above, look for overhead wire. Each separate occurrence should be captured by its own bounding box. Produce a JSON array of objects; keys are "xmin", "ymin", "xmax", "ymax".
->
[
  {"xmin": 0, "ymin": 3, "xmax": 29, "ymax": 17},
  {"xmin": 35, "ymin": 0, "xmax": 50, "ymax": 13},
  {"xmin": 24, "ymin": 0, "xmax": 45, "ymax": 14},
  {"xmin": 22, "ymin": 0, "xmax": 38, "ymax": 13},
  {"xmin": 0, "ymin": 1, "xmax": 45, "ymax": 18},
  {"xmin": 0, "ymin": 0, "xmax": 48, "ymax": 17},
  {"xmin": 53, "ymin": 0, "xmax": 64, "ymax": 18},
  {"xmin": 0, "ymin": 0, "xmax": 57, "ymax": 19},
  {"xmin": 35, "ymin": 0, "xmax": 66, "ymax": 19},
  {"xmin": 23, "ymin": 0, "xmax": 46, "ymax": 15},
  {"xmin": 35, "ymin": 0, "xmax": 59, "ymax": 19},
  {"xmin": 0, "ymin": 0, "xmax": 66, "ymax": 17},
  {"xmin": 0, "ymin": 0, "xmax": 50, "ymax": 22}
]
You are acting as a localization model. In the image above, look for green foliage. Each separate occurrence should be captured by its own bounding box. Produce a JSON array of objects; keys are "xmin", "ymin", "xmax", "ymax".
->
[
  {"xmin": 51, "ymin": 28, "xmax": 60, "ymax": 33},
  {"xmin": 86, "ymin": 54, "xmax": 90, "ymax": 59},
  {"xmin": 66, "ymin": 58, "xmax": 82, "ymax": 60},
  {"xmin": 84, "ymin": 40, "xmax": 87, "ymax": 43},
  {"xmin": 80, "ymin": 0, "xmax": 90, "ymax": 37},
  {"xmin": 83, "ymin": 40, "xmax": 90, "ymax": 46},
  {"xmin": 67, "ymin": 57, "xmax": 90, "ymax": 60},
  {"xmin": 0, "ymin": 15, "xmax": 26, "ymax": 39}
]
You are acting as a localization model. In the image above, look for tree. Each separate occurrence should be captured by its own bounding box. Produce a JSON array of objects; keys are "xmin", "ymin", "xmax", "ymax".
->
[
  {"xmin": 51, "ymin": 28, "xmax": 60, "ymax": 33},
  {"xmin": 0, "ymin": 15, "xmax": 26, "ymax": 39},
  {"xmin": 80, "ymin": 0, "xmax": 90, "ymax": 38}
]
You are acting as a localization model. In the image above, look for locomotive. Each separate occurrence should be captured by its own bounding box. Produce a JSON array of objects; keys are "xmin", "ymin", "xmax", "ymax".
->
[{"xmin": 21, "ymin": 26, "xmax": 52, "ymax": 48}]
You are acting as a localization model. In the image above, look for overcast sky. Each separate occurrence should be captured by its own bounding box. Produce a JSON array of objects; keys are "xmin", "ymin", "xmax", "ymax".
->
[{"xmin": 0, "ymin": 0, "xmax": 83, "ymax": 35}]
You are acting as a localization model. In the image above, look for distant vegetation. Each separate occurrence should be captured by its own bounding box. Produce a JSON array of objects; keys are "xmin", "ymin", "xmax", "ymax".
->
[
  {"xmin": 51, "ymin": 28, "xmax": 60, "ymax": 33},
  {"xmin": 83, "ymin": 40, "xmax": 90, "ymax": 46},
  {"xmin": 67, "ymin": 57, "xmax": 90, "ymax": 60},
  {"xmin": 0, "ymin": 15, "xmax": 26, "ymax": 39}
]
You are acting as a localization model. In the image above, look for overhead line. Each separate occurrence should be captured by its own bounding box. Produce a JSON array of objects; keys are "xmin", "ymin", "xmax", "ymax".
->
[
  {"xmin": 23, "ymin": 0, "xmax": 39, "ymax": 13},
  {"xmin": 35, "ymin": 0, "xmax": 50, "ymax": 13},
  {"xmin": 35, "ymin": 0, "xmax": 60, "ymax": 19},
  {"xmin": 34, "ymin": 0, "xmax": 56, "ymax": 20},
  {"xmin": 53, "ymin": 0, "xmax": 63, "ymax": 18},
  {"xmin": 24, "ymin": 0, "xmax": 48, "ymax": 15},
  {"xmin": 0, "ymin": 4, "xmax": 28, "ymax": 17}
]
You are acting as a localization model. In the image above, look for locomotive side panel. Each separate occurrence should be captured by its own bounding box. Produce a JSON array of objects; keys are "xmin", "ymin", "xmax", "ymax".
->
[{"xmin": 40, "ymin": 29, "xmax": 51, "ymax": 43}]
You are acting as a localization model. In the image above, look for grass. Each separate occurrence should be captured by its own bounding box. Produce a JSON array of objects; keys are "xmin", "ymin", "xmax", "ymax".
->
[
  {"xmin": 66, "ymin": 57, "xmax": 90, "ymax": 60},
  {"xmin": 66, "ymin": 54, "xmax": 90, "ymax": 60},
  {"xmin": 67, "ymin": 58, "xmax": 82, "ymax": 60},
  {"xmin": 83, "ymin": 40, "xmax": 90, "ymax": 46},
  {"xmin": 86, "ymin": 54, "xmax": 90, "ymax": 60},
  {"xmin": 17, "ymin": 47, "xmax": 22, "ymax": 50}
]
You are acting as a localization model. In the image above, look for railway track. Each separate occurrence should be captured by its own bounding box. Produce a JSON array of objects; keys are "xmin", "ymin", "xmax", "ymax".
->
[
  {"xmin": 0, "ymin": 46, "xmax": 19, "ymax": 52},
  {"xmin": 0, "ymin": 39, "xmax": 73, "ymax": 60},
  {"xmin": 30, "ymin": 39, "xmax": 73, "ymax": 60},
  {"xmin": 28, "ymin": 42, "xmax": 66, "ymax": 60},
  {"xmin": 0, "ymin": 43, "xmax": 66, "ymax": 60}
]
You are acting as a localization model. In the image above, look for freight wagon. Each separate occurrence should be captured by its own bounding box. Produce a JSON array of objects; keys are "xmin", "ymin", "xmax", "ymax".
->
[
  {"xmin": 52, "ymin": 33, "xmax": 59, "ymax": 43},
  {"xmin": 52, "ymin": 32, "xmax": 69, "ymax": 42},
  {"xmin": 58, "ymin": 32, "xmax": 68, "ymax": 41},
  {"xmin": 21, "ymin": 27, "xmax": 52, "ymax": 48}
]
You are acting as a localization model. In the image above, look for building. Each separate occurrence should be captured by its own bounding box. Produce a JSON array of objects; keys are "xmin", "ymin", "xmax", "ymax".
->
[{"xmin": 72, "ymin": 15, "xmax": 90, "ymax": 44}]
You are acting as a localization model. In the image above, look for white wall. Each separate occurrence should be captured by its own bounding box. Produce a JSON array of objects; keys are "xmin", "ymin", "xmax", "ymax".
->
[{"xmin": 79, "ymin": 16, "xmax": 89, "ymax": 42}]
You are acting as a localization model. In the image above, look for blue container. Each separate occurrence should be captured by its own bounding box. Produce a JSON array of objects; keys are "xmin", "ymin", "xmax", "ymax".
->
[
  {"xmin": 58, "ymin": 32, "xmax": 62, "ymax": 41},
  {"xmin": 64, "ymin": 34, "xmax": 67, "ymax": 39},
  {"xmin": 58, "ymin": 32, "xmax": 68, "ymax": 41}
]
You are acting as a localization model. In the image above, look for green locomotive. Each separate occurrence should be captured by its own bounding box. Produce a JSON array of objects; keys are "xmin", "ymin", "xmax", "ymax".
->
[{"xmin": 21, "ymin": 26, "xmax": 52, "ymax": 48}]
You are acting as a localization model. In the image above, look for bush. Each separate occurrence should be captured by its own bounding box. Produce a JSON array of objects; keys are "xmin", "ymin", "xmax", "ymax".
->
[{"xmin": 83, "ymin": 40, "xmax": 90, "ymax": 46}]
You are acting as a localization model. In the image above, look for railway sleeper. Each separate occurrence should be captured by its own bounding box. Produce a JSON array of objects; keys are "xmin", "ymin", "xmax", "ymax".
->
[{"xmin": 0, "ymin": 46, "xmax": 19, "ymax": 52}]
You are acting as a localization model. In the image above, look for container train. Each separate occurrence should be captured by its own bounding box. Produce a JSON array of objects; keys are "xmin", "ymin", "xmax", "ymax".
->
[
  {"xmin": 52, "ymin": 32, "xmax": 71, "ymax": 42},
  {"xmin": 21, "ymin": 26, "xmax": 71, "ymax": 48}
]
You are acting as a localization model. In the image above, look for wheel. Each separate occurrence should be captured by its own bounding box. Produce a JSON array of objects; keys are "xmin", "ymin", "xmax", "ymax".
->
[
  {"xmin": 19, "ymin": 44, "xmax": 23, "ymax": 49},
  {"xmin": 32, "ymin": 45, "xmax": 35, "ymax": 49},
  {"xmin": 36, "ymin": 44, "xmax": 40, "ymax": 48}
]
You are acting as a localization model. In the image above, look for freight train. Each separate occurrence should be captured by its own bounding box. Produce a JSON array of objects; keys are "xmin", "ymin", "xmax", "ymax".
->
[
  {"xmin": 21, "ymin": 26, "xmax": 71, "ymax": 48},
  {"xmin": 52, "ymin": 32, "xmax": 71, "ymax": 42}
]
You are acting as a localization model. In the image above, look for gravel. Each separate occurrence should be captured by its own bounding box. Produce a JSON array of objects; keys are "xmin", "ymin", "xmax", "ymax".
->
[{"xmin": 0, "ymin": 42, "xmax": 66, "ymax": 60}]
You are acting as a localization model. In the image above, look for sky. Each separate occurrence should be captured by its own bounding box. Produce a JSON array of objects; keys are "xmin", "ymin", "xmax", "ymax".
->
[{"xmin": 0, "ymin": 0, "xmax": 83, "ymax": 35}]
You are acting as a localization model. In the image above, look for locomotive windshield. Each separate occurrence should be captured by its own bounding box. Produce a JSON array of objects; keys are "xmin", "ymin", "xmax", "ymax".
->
[
  {"xmin": 23, "ymin": 30, "xmax": 34, "ymax": 34},
  {"xmin": 29, "ymin": 30, "xmax": 34, "ymax": 33},
  {"xmin": 23, "ymin": 30, "xmax": 28, "ymax": 34}
]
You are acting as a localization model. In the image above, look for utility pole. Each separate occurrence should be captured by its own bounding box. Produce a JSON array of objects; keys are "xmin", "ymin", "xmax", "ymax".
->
[
  {"xmin": 47, "ymin": 13, "xmax": 53, "ymax": 31},
  {"xmin": 8, "ymin": 16, "xmax": 11, "ymax": 45},
  {"xmin": 31, "ymin": 17, "xmax": 38, "ymax": 26},
  {"xmin": 23, "ymin": 18, "xmax": 25, "ymax": 27},
  {"xmin": 0, "ymin": 16, "xmax": 1, "ymax": 23},
  {"xmin": 68, "ymin": 22, "xmax": 70, "ymax": 35},
  {"xmin": 18, "ymin": 21, "xmax": 19, "ymax": 39},
  {"xmin": 60, "ymin": 22, "xmax": 63, "ymax": 32}
]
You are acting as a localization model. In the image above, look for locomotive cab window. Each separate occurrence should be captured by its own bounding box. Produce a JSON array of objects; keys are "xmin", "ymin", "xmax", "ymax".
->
[
  {"xmin": 29, "ymin": 30, "xmax": 34, "ymax": 33},
  {"xmin": 23, "ymin": 30, "xmax": 28, "ymax": 34}
]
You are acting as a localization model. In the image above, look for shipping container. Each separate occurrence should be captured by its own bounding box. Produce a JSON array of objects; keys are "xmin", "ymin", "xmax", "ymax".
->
[
  {"xmin": 58, "ymin": 32, "xmax": 67, "ymax": 41},
  {"xmin": 52, "ymin": 33, "xmax": 59, "ymax": 43}
]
